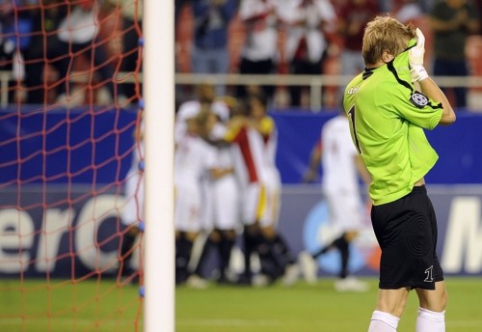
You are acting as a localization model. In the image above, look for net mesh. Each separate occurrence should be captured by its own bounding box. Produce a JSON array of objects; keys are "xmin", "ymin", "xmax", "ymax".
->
[{"xmin": 0, "ymin": 1, "xmax": 144, "ymax": 330}]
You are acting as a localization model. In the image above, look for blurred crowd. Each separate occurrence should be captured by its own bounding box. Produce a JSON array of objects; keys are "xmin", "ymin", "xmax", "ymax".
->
[
  {"xmin": 175, "ymin": 0, "xmax": 481, "ymax": 109},
  {"xmin": 120, "ymin": 82, "xmax": 302, "ymax": 288},
  {"xmin": 0, "ymin": 0, "xmax": 481, "ymax": 109},
  {"xmin": 0, "ymin": 0, "xmax": 141, "ymax": 106}
]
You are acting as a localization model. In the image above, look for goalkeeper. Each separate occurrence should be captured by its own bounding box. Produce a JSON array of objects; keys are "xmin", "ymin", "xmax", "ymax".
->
[{"xmin": 343, "ymin": 16, "xmax": 456, "ymax": 332}]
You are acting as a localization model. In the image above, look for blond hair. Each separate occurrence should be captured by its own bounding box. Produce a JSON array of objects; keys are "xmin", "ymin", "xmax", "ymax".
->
[{"xmin": 362, "ymin": 16, "xmax": 416, "ymax": 66}]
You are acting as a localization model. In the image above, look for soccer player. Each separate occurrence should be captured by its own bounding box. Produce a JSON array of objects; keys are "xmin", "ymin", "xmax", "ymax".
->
[
  {"xmin": 343, "ymin": 16, "xmax": 455, "ymax": 331},
  {"xmin": 174, "ymin": 110, "xmax": 226, "ymax": 287},
  {"xmin": 301, "ymin": 112, "xmax": 371, "ymax": 292},
  {"xmin": 175, "ymin": 83, "xmax": 229, "ymax": 145},
  {"xmin": 190, "ymin": 109, "xmax": 240, "ymax": 285},
  {"xmin": 225, "ymin": 94, "xmax": 298, "ymax": 286}
]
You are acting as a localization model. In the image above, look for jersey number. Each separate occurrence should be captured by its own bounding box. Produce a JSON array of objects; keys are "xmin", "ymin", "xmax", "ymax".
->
[
  {"xmin": 424, "ymin": 265, "xmax": 434, "ymax": 283},
  {"xmin": 347, "ymin": 106, "xmax": 362, "ymax": 154}
]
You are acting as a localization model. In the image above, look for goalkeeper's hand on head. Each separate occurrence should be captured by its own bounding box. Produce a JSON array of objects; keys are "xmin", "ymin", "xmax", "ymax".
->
[{"xmin": 409, "ymin": 28, "xmax": 429, "ymax": 82}]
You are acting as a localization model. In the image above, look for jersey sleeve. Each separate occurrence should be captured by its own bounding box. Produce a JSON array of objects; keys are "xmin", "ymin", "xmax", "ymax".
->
[
  {"xmin": 384, "ymin": 82, "xmax": 443, "ymax": 130},
  {"xmin": 259, "ymin": 116, "xmax": 275, "ymax": 136},
  {"xmin": 224, "ymin": 122, "xmax": 243, "ymax": 142}
]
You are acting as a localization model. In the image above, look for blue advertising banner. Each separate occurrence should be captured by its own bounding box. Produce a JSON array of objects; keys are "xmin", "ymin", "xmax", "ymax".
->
[
  {"xmin": 0, "ymin": 107, "xmax": 481, "ymax": 277},
  {"xmin": 1, "ymin": 108, "xmax": 481, "ymax": 186},
  {"xmin": 271, "ymin": 111, "xmax": 482, "ymax": 184},
  {"xmin": 0, "ymin": 107, "xmax": 137, "ymax": 185},
  {"xmin": 278, "ymin": 185, "xmax": 482, "ymax": 277},
  {"xmin": 0, "ymin": 185, "xmax": 481, "ymax": 278}
]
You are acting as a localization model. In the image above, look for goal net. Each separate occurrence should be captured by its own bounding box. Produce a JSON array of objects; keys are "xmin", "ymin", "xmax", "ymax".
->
[{"xmin": 0, "ymin": 1, "xmax": 144, "ymax": 330}]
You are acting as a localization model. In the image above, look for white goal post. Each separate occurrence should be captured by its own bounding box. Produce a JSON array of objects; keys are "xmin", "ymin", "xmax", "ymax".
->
[{"xmin": 143, "ymin": 0, "xmax": 175, "ymax": 331}]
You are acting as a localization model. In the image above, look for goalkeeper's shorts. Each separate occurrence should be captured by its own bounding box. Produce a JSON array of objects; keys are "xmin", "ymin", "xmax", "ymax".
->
[{"xmin": 370, "ymin": 186, "xmax": 444, "ymax": 290}]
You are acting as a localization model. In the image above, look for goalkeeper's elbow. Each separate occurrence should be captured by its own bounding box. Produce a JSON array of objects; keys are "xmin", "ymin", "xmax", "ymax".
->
[{"xmin": 440, "ymin": 108, "xmax": 456, "ymax": 125}]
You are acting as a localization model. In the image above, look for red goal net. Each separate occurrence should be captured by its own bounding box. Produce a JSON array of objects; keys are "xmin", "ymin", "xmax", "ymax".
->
[{"xmin": 0, "ymin": 1, "xmax": 144, "ymax": 330}]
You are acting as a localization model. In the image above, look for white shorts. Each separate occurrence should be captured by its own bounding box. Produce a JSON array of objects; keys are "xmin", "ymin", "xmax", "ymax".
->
[
  {"xmin": 212, "ymin": 175, "xmax": 240, "ymax": 230},
  {"xmin": 200, "ymin": 178, "xmax": 214, "ymax": 231},
  {"xmin": 175, "ymin": 182, "xmax": 203, "ymax": 233},
  {"xmin": 243, "ymin": 182, "xmax": 280, "ymax": 228},
  {"xmin": 324, "ymin": 188, "xmax": 365, "ymax": 234},
  {"xmin": 122, "ymin": 168, "xmax": 144, "ymax": 226}
]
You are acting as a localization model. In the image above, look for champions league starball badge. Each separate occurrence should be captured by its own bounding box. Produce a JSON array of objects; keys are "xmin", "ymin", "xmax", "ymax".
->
[{"xmin": 411, "ymin": 92, "xmax": 429, "ymax": 108}]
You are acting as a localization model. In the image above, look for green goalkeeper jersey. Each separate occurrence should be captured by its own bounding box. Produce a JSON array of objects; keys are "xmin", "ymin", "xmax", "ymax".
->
[{"xmin": 343, "ymin": 40, "xmax": 444, "ymax": 205}]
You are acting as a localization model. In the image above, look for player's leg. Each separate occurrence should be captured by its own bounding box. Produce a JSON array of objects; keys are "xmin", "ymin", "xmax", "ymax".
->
[
  {"xmin": 257, "ymin": 185, "xmax": 288, "ymax": 284},
  {"xmin": 311, "ymin": 232, "xmax": 348, "ymax": 259},
  {"xmin": 258, "ymin": 224, "xmax": 285, "ymax": 283},
  {"xmin": 239, "ymin": 183, "xmax": 262, "ymax": 284},
  {"xmin": 240, "ymin": 223, "xmax": 260, "ymax": 285},
  {"xmin": 312, "ymin": 192, "xmax": 349, "ymax": 260},
  {"xmin": 191, "ymin": 230, "xmax": 219, "ymax": 280},
  {"xmin": 213, "ymin": 176, "xmax": 239, "ymax": 283},
  {"xmin": 174, "ymin": 184, "xmax": 204, "ymax": 286},
  {"xmin": 415, "ymin": 281, "xmax": 447, "ymax": 332},
  {"xmin": 368, "ymin": 288, "xmax": 409, "ymax": 332},
  {"xmin": 264, "ymin": 186, "xmax": 298, "ymax": 286},
  {"xmin": 368, "ymin": 192, "xmax": 411, "ymax": 330},
  {"xmin": 272, "ymin": 233, "xmax": 296, "ymax": 269},
  {"xmin": 414, "ymin": 195, "xmax": 447, "ymax": 331},
  {"xmin": 217, "ymin": 229, "xmax": 236, "ymax": 284},
  {"xmin": 188, "ymin": 176, "xmax": 216, "ymax": 282},
  {"xmin": 175, "ymin": 231, "xmax": 193, "ymax": 285},
  {"xmin": 369, "ymin": 186, "xmax": 443, "ymax": 331}
]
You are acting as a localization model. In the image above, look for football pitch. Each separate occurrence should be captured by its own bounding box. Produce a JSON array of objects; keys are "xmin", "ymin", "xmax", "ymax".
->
[{"xmin": 0, "ymin": 277, "xmax": 481, "ymax": 331}]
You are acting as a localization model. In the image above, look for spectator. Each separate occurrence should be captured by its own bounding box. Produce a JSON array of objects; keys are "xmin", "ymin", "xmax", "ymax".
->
[
  {"xmin": 0, "ymin": 0, "xmax": 33, "ymax": 103},
  {"xmin": 105, "ymin": 0, "xmax": 143, "ymax": 103},
  {"xmin": 48, "ymin": 0, "xmax": 126, "ymax": 105},
  {"xmin": 25, "ymin": 0, "xmax": 64, "ymax": 104},
  {"xmin": 429, "ymin": 0, "xmax": 479, "ymax": 109},
  {"xmin": 336, "ymin": 0, "xmax": 378, "ymax": 104},
  {"xmin": 278, "ymin": 0, "xmax": 337, "ymax": 107},
  {"xmin": 237, "ymin": 0, "xmax": 279, "ymax": 101},
  {"xmin": 191, "ymin": 0, "xmax": 237, "ymax": 97},
  {"xmin": 392, "ymin": 0, "xmax": 423, "ymax": 24}
]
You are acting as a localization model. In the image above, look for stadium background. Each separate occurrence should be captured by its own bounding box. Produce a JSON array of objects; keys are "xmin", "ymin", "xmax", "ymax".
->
[{"xmin": 0, "ymin": 108, "xmax": 481, "ymax": 278}]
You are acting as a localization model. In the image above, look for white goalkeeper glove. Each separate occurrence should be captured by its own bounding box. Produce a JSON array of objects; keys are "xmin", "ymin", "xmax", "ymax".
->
[{"xmin": 409, "ymin": 28, "xmax": 429, "ymax": 82}]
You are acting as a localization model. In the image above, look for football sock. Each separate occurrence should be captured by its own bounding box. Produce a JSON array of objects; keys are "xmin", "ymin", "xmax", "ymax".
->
[
  {"xmin": 338, "ymin": 240, "xmax": 349, "ymax": 279},
  {"xmin": 218, "ymin": 235, "xmax": 234, "ymax": 279},
  {"xmin": 312, "ymin": 233, "xmax": 348, "ymax": 259},
  {"xmin": 416, "ymin": 308, "xmax": 445, "ymax": 332},
  {"xmin": 175, "ymin": 233, "xmax": 193, "ymax": 284},
  {"xmin": 258, "ymin": 235, "xmax": 284, "ymax": 280},
  {"xmin": 242, "ymin": 227, "xmax": 259, "ymax": 280},
  {"xmin": 193, "ymin": 235, "xmax": 215, "ymax": 278},
  {"xmin": 273, "ymin": 233, "xmax": 296, "ymax": 265},
  {"xmin": 368, "ymin": 310, "xmax": 399, "ymax": 332}
]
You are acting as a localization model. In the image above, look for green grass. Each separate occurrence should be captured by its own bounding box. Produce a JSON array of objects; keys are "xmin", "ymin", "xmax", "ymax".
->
[
  {"xmin": 0, "ymin": 277, "xmax": 481, "ymax": 331},
  {"xmin": 177, "ymin": 277, "xmax": 482, "ymax": 332}
]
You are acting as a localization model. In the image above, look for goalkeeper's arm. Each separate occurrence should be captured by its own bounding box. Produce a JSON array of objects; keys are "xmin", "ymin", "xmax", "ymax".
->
[
  {"xmin": 418, "ymin": 78, "xmax": 456, "ymax": 125},
  {"xmin": 409, "ymin": 28, "xmax": 455, "ymax": 125}
]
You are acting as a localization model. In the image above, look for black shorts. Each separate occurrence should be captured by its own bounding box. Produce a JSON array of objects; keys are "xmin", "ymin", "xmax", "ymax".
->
[{"xmin": 371, "ymin": 186, "xmax": 444, "ymax": 290}]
